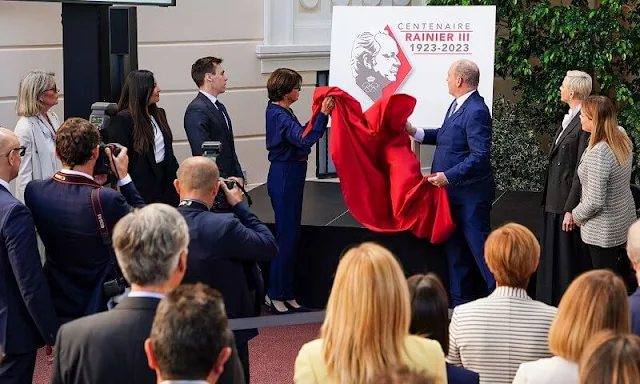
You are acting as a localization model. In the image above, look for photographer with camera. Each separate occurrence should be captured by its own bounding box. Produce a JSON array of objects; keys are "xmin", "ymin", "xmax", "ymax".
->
[
  {"xmin": 24, "ymin": 117, "xmax": 145, "ymax": 322},
  {"xmin": 175, "ymin": 156, "xmax": 277, "ymax": 382}
]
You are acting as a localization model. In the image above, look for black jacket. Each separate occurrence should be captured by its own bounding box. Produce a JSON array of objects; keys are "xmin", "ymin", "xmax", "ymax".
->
[
  {"xmin": 178, "ymin": 201, "xmax": 277, "ymax": 344},
  {"xmin": 107, "ymin": 108, "xmax": 180, "ymax": 206},
  {"xmin": 184, "ymin": 92, "xmax": 243, "ymax": 178},
  {"xmin": 51, "ymin": 296, "xmax": 245, "ymax": 384},
  {"xmin": 542, "ymin": 112, "xmax": 590, "ymax": 214}
]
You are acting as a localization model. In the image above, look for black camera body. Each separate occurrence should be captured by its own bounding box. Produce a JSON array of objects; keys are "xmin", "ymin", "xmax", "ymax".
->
[
  {"xmin": 103, "ymin": 276, "xmax": 127, "ymax": 299},
  {"xmin": 202, "ymin": 141, "xmax": 236, "ymax": 212},
  {"xmin": 90, "ymin": 102, "xmax": 121, "ymax": 178},
  {"xmin": 94, "ymin": 143, "xmax": 122, "ymax": 177}
]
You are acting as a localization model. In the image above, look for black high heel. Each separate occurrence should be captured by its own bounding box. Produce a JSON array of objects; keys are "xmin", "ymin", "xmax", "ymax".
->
[{"xmin": 265, "ymin": 295, "xmax": 291, "ymax": 315}]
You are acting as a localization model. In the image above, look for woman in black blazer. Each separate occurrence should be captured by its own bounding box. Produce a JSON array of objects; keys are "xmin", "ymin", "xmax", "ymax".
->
[
  {"xmin": 537, "ymin": 70, "xmax": 593, "ymax": 306},
  {"xmin": 108, "ymin": 70, "xmax": 179, "ymax": 206}
]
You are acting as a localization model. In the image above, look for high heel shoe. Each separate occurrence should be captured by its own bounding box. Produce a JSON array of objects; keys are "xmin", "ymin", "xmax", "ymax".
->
[
  {"xmin": 285, "ymin": 300, "xmax": 311, "ymax": 313},
  {"xmin": 265, "ymin": 295, "xmax": 291, "ymax": 315}
]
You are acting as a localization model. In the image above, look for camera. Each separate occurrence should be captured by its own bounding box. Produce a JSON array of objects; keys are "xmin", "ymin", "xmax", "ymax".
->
[
  {"xmin": 103, "ymin": 276, "xmax": 127, "ymax": 299},
  {"xmin": 202, "ymin": 141, "xmax": 236, "ymax": 212},
  {"xmin": 90, "ymin": 102, "xmax": 121, "ymax": 177}
]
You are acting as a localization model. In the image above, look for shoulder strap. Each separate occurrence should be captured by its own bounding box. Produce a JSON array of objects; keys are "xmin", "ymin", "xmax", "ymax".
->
[{"xmin": 90, "ymin": 188, "xmax": 122, "ymax": 278}]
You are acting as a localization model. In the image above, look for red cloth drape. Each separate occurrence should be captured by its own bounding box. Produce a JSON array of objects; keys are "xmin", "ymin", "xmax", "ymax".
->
[{"xmin": 303, "ymin": 86, "xmax": 455, "ymax": 243}]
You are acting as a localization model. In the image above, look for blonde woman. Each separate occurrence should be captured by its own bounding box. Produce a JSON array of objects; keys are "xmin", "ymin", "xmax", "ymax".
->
[
  {"xmin": 513, "ymin": 270, "xmax": 630, "ymax": 383},
  {"xmin": 294, "ymin": 243, "xmax": 446, "ymax": 384},
  {"xmin": 572, "ymin": 95, "xmax": 635, "ymax": 273},
  {"xmin": 14, "ymin": 70, "xmax": 62, "ymax": 203},
  {"xmin": 579, "ymin": 331, "xmax": 640, "ymax": 384}
]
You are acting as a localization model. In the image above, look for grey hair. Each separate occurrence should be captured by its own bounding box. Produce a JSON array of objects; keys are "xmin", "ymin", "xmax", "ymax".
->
[
  {"xmin": 113, "ymin": 204, "xmax": 189, "ymax": 286},
  {"xmin": 627, "ymin": 219, "xmax": 640, "ymax": 264},
  {"xmin": 564, "ymin": 70, "xmax": 592, "ymax": 101},
  {"xmin": 453, "ymin": 60, "xmax": 480, "ymax": 89},
  {"xmin": 350, "ymin": 31, "xmax": 387, "ymax": 77},
  {"xmin": 16, "ymin": 70, "xmax": 56, "ymax": 117}
]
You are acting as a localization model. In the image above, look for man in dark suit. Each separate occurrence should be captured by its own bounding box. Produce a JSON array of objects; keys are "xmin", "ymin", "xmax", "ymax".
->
[
  {"xmin": 175, "ymin": 157, "xmax": 278, "ymax": 382},
  {"xmin": 0, "ymin": 128, "xmax": 59, "ymax": 383},
  {"xmin": 406, "ymin": 60, "xmax": 495, "ymax": 306},
  {"xmin": 184, "ymin": 56, "xmax": 244, "ymax": 187},
  {"xmin": 627, "ymin": 219, "xmax": 640, "ymax": 336},
  {"xmin": 24, "ymin": 118, "xmax": 145, "ymax": 321},
  {"xmin": 144, "ymin": 284, "xmax": 233, "ymax": 384},
  {"xmin": 51, "ymin": 204, "xmax": 245, "ymax": 384}
]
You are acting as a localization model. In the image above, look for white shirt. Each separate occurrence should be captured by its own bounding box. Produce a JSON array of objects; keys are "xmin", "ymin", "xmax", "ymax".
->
[
  {"xmin": 199, "ymin": 90, "xmax": 230, "ymax": 129},
  {"xmin": 556, "ymin": 104, "xmax": 582, "ymax": 145},
  {"xmin": 59, "ymin": 168, "xmax": 132, "ymax": 186},
  {"xmin": 127, "ymin": 291, "xmax": 165, "ymax": 300},
  {"xmin": 150, "ymin": 116, "xmax": 166, "ymax": 163},
  {"xmin": 412, "ymin": 89, "xmax": 477, "ymax": 143},
  {"xmin": 0, "ymin": 178, "xmax": 11, "ymax": 194}
]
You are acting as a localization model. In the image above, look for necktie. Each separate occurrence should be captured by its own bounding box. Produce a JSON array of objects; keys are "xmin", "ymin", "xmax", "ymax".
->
[
  {"xmin": 448, "ymin": 101, "xmax": 458, "ymax": 118},
  {"xmin": 215, "ymin": 100, "xmax": 231, "ymax": 130}
]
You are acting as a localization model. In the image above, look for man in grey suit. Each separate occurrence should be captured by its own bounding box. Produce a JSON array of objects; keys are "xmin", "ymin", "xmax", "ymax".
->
[{"xmin": 51, "ymin": 204, "xmax": 244, "ymax": 384}]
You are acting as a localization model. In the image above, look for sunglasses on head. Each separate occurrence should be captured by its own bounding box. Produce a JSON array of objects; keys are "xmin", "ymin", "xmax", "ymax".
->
[{"xmin": 2, "ymin": 146, "xmax": 26, "ymax": 157}]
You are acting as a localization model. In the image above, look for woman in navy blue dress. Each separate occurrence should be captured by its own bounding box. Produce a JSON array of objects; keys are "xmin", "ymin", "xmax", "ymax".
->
[{"xmin": 264, "ymin": 68, "xmax": 334, "ymax": 314}]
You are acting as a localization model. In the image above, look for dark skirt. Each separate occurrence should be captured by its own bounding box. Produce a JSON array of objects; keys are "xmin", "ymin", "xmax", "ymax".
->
[{"xmin": 536, "ymin": 212, "xmax": 591, "ymax": 306}]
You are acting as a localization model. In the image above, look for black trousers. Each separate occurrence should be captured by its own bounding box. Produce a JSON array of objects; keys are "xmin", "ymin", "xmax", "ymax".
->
[
  {"xmin": 236, "ymin": 341, "xmax": 250, "ymax": 384},
  {"xmin": 585, "ymin": 243, "xmax": 624, "ymax": 275},
  {"xmin": 0, "ymin": 350, "xmax": 36, "ymax": 384}
]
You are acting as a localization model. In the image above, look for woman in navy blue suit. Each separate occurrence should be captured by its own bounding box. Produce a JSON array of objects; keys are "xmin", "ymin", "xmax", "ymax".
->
[
  {"xmin": 264, "ymin": 68, "xmax": 334, "ymax": 314},
  {"xmin": 408, "ymin": 273, "xmax": 480, "ymax": 384}
]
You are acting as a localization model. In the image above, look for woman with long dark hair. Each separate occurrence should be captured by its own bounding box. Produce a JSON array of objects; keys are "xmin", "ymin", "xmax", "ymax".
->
[{"xmin": 108, "ymin": 70, "xmax": 179, "ymax": 206}]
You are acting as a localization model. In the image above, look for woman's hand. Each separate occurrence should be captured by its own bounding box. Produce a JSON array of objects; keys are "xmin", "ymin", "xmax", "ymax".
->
[
  {"xmin": 321, "ymin": 97, "xmax": 335, "ymax": 115},
  {"xmin": 562, "ymin": 212, "xmax": 576, "ymax": 231}
]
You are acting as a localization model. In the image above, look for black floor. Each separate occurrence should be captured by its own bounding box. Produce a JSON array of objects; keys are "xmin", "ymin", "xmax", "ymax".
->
[{"xmin": 250, "ymin": 181, "xmax": 542, "ymax": 308}]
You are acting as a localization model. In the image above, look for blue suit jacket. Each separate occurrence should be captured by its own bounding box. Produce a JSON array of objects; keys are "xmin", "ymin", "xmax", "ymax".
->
[
  {"xmin": 0, "ymin": 185, "xmax": 58, "ymax": 354},
  {"xmin": 24, "ymin": 174, "xmax": 145, "ymax": 320},
  {"xmin": 179, "ymin": 202, "xmax": 277, "ymax": 344},
  {"xmin": 423, "ymin": 91, "xmax": 494, "ymax": 205},
  {"xmin": 447, "ymin": 363, "xmax": 480, "ymax": 384},
  {"xmin": 630, "ymin": 287, "xmax": 640, "ymax": 336}
]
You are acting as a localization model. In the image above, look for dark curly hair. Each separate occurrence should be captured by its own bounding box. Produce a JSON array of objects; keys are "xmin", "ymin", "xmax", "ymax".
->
[{"xmin": 55, "ymin": 117, "xmax": 100, "ymax": 167}]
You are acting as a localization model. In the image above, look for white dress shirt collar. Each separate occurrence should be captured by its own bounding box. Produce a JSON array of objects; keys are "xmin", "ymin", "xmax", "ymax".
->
[
  {"xmin": 128, "ymin": 291, "xmax": 165, "ymax": 300},
  {"xmin": 453, "ymin": 89, "xmax": 477, "ymax": 113},
  {"xmin": 199, "ymin": 90, "xmax": 219, "ymax": 105},
  {"xmin": 60, "ymin": 168, "xmax": 94, "ymax": 181},
  {"xmin": 0, "ymin": 178, "xmax": 11, "ymax": 194}
]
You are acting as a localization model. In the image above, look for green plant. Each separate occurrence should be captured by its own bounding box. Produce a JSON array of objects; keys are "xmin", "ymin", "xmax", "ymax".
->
[
  {"xmin": 427, "ymin": 0, "xmax": 640, "ymax": 180},
  {"xmin": 490, "ymin": 97, "xmax": 547, "ymax": 191}
]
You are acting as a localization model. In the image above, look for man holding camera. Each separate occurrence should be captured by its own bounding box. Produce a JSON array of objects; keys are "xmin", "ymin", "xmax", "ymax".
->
[
  {"xmin": 24, "ymin": 117, "xmax": 145, "ymax": 322},
  {"xmin": 175, "ymin": 157, "xmax": 278, "ymax": 382}
]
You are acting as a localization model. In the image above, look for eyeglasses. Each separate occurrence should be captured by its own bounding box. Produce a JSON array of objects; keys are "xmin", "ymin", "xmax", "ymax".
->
[
  {"xmin": 293, "ymin": 86, "xmax": 302, "ymax": 91},
  {"xmin": 1, "ymin": 146, "xmax": 26, "ymax": 157},
  {"xmin": 43, "ymin": 85, "xmax": 60, "ymax": 93}
]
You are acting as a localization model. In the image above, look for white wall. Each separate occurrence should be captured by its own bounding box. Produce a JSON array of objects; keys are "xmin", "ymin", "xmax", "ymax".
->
[{"xmin": 0, "ymin": 0, "xmax": 318, "ymax": 187}]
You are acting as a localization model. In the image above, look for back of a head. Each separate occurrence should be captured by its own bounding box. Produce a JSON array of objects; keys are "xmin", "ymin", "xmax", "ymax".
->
[
  {"xmin": 627, "ymin": 219, "xmax": 640, "ymax": 265},
  {"xmin": 484, "ymin": 223, "xmax": 540, "ymax": 289},
  {"xmin": 55, "ymin": 117, "xmax": 100, "ymax": 168},
  {"xmin": 453, "ymin": 59, "xmax": 480, "ymax": 89},
  {"xmin": 112, "ymin": 204, "xmax": 189, "ymax": 287},
  {"xmin": 407, "ymin": 273, "xmax": 449, "ymax": 352},
  {"xmin": 564, "ymin": 70, "xmax": 593, "ymax": 101},
  {"xmin": 370, "ymin": 366, "xmax": 436, "ymax": 384},
  {"xmin": 549, "ymin": 270, "xmax": 630, "ymax": 362},
  {"xmin": 150, "ymin": 283, "xmax": 229, "ymax": 381},
  {"xmin": 580, "ymin": 330, "xmax": 640, "ymax": 384},
  {"xmin": 176, "ymin": 156, "xmax": 220, "ymax": 193},
  {"xmin": 321, "ymin": 242, "xmax": 411, "ymax": 383}
]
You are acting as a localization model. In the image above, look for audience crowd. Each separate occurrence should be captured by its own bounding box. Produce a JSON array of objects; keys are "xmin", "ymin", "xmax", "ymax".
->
[{"xmin": 1, "ymin": 59, "xmax": 640, "ymax": 384}]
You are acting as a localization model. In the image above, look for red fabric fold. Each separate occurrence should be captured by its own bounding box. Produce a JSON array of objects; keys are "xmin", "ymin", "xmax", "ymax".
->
[{"xmin": 304, "ymin": 86, "xmax": 455, "ymax": 243}]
